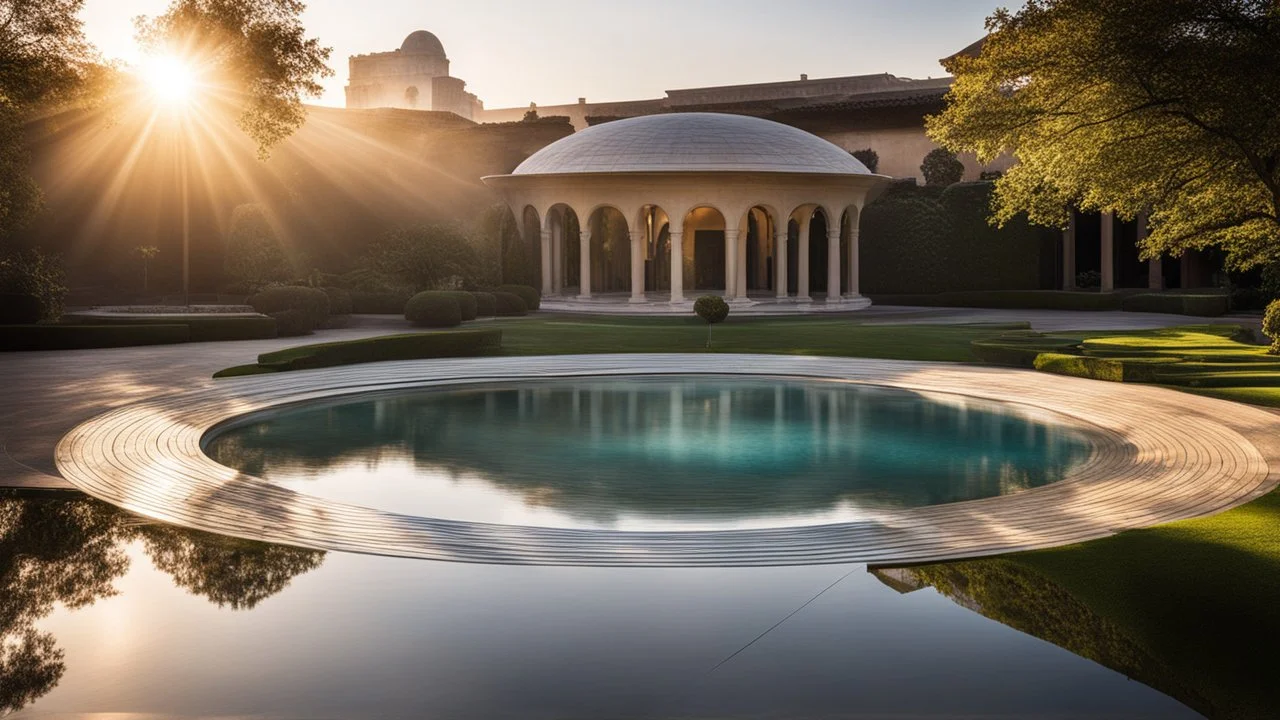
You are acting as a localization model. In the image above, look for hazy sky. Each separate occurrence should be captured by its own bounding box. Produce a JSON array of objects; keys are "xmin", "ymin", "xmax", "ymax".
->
[{"xmin": 81, "ymin": 0, "xmax": 998, "ymax": 109}]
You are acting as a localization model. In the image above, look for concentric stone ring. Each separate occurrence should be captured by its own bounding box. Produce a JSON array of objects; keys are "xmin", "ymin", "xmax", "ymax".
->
[{"xmin": 55, "ymin": 354, "xmax": 1279, "ymax": 566}]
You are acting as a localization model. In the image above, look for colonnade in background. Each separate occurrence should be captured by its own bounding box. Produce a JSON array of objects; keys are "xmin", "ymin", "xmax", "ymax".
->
[
  {"xmin": 1061, "ymin": 209, "xmax": 1209, "ymax": 290},
  {"xmin": 523, "ymin": 201, "xmax": 865, "ymax": 304}
]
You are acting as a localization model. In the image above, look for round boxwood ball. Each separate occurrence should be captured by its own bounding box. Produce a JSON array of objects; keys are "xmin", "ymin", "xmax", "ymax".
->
[
  {"xmin": 321, "ymin": 287, "xmax": 353, "ymax": 315},
  {"xmin": 249, "ymin": 286, "xmax": 330, "ymax": 329},
  {"xmin": 492, "ymin": 291, "xmax": 528, "ymax": 317},
  {"xmin": 443, "ymin": 291, "xmax": 478, "ymax": 321},
  {"xmin": 497, "ymin": 284, "xmax": 539, "ymax": 311},
  {"xmin": 405, "ymin": 291, "xmax": 462, "ymax": 327},
  {"xmin": 471, "ymin": 291, "xmax": 497, "ymax": 317},
  {"xmin": 269, "ymin": 309, "xmax": 315, "ymax": 337},
  {"xmin": 694, "ymin": 295, "xmax": 730, "ymax": 324}
]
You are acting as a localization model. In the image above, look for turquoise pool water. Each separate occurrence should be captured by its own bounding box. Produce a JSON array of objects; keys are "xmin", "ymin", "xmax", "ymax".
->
[{"xmin": 205, "ymin": 376, "xmax": 1094, "ymax": 530}]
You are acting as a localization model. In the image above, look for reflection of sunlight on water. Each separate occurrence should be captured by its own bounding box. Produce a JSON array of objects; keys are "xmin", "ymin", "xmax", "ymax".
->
[{"xmin": 207, "ymin": 377, "xmax": 1096, "ymax": 532}]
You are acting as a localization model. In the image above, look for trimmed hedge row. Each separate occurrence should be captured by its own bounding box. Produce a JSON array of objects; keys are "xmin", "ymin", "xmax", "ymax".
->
[
  {"xmin": 248, "ymin": 329, "xmax": 503, "ymax": 373},
  {"xmin": 1033, "ymin": 353, "xmax": 1181, "ymax": 383},
  {"xmin": 496, "ymin": 284, "xmax": 540, "ymax": 311},
  {"xmin": 870, "ymin": 290, "xmax": 1124, "ymax": 312},
  {"xmin": 250, "ymin": 287, "xmax": 330, "ymax": 336},
  {"xmin": 493, "ymin": 291, "xmax": 527, "ymax": 316},
  {"xmin": 1120, "ymin": 293, "xmax": 1229, "ymax": 317},
  {"xmin": 62, "ymin": 313, "xmax": 278, "ymax": 342},
  {"xmin": 0, "ymin": 293, "xmax": 42, "ymax": 324},
  {"xmin": 473, "ymin": 291, "xmax": 497, "ymax": 317},
  {"xmin": 405, "ymin": 292, "xmax": 462, "ymax": 328},
  {"xmin": 1, "ymin": 324, "xmax": 191, "ymax": 351}
]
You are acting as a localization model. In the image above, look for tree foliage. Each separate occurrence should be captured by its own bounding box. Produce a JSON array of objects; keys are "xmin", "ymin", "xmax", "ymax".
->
[
  {"xmin": 224, "ymin": 203, "xmax": 289, "ymax": 290},
  {"xmin": 365, "ymin": 222, "xmax": 482, "ymax": 291},
  {"xmin": 135, "ymin": 0, "xmax": 333, "ymax": 159},
  {"xmin": 0, "ymin": 0, "xmax": 97, "ymax": 241},
  {"xmin": 921, "ymin": 148, "xmax": 964, "ymax": 187},
  {"xmin": 851, "ymin": 148, "xmax": 879, "ymax": 173},
  {"xmin": 927, "ymin": 0, "xmax": 1280, "ymax": 268}
]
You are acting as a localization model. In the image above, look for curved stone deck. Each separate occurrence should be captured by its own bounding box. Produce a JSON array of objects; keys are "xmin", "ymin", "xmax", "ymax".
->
[{"xmin": 55, "ymin": 355, "xmax": 1279, "ymax": 566}]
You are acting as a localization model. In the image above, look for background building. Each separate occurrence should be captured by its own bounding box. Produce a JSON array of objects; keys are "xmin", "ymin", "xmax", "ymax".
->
[{"xmin": 344, "ymin": 30, "xmax": 483, "ymax": 119}]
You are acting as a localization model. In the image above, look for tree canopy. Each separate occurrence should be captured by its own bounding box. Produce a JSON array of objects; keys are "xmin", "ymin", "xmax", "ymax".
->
[
  {"xmin": 921, "ymin": 148, "xmax": 964, "ymax": 187},
  {"xmin": 135, "ymin": 0, "xmax": 333, "ymax": 158},
  {"xmin": 927, "ymin": 0, "xmax": 1280, "ymax": 268}
]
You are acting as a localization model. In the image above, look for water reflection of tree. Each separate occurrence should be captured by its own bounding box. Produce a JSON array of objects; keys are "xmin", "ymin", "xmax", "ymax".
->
[
  {"xmin": 0, "ymin": 490, "xmax": 325, "ymax": 713},
  {"xmin": 873, "ymin": 560, "xmax": 1211, "ymax": 718},
  {"xmin": 135, "ymin": 524, "xmax": 324, "ymax": 610},
  {"xmin": 207, "ymin": 380, "xmax": 1092, "ymax": 522},
  {"xmin": 0, "ymin": 491, "xmax": 129, "ymax": 714}
]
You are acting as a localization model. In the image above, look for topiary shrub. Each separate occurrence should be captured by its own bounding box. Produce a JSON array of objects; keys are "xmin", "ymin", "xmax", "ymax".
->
[
  {"xmin": 694, "ymin": 295, "xmax": 730, "ymax": 348},
  {"xmin": 497, "ymin": 284, "xmax": 540, "ymax": 311},
  {"xmin": 269, "ymin": 309, "xmax": 314, "ymax": 337},
  {"xmin": 405, "ymin": 291, "xmax": 462, "ymax": 327},
  {"xmin": 921, "ymin": 147, "xmax": 965, "ymax": 187},
  {"xmin": 0, "ymin": 293, "xmax": 42, "ymax": 324},
  {"xmin": 443, "ymin": 291, "xmax": 478, "ymax": 321},
  {"xmin": 1265, "ymin": 299, "xmax": 1280, "ymax": 355},
  {"xmin": 321, "ymin": 287, "xmax": 353, "ymax": 315},
  {"xmin": 492, "ymin": 291, "xmax": 527, "ymax": 316},
  {"xmin": 249, "ymin": 286, "xmax": 329, "ymax": 334},
  {"xmin": 472, "ymin": 291, "xmax": 497, "ymax": 317},
  {"xmin": 851, "ymin": 148, "xmax": 879, "ymax": 173}
]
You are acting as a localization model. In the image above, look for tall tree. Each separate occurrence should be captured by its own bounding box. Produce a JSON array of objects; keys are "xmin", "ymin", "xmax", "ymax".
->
[
  {"xmin": 135, "ymin": 0, "xmax": 333, "ymax": 158},
  {"xmin": 0, "ymin": 0, "xmax": 96, "ymax": 240},
  {"xmin": 927, "ymin": 0, "xmax": 1280, "ymax": 268}
]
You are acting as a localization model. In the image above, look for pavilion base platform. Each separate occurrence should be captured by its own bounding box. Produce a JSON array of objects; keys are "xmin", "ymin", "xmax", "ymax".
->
[{"xmin": 539, "ymin": 292, "xmax": 871, "ymax": 316}]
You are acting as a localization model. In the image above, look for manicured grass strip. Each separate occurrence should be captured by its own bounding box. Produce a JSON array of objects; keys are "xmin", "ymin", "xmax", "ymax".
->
[
  {"xmin": 252, "ymin": 329, "xmax": 502, "ymax": 372},
  {"xmin": 1, "ymin": 324, "xmax": 191, "ymax": 351}
]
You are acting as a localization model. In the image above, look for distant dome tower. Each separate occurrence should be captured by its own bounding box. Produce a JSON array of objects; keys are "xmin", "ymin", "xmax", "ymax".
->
[{"xmin": 344, "ymin": 30, "xmax": 482, "ymax": 119}]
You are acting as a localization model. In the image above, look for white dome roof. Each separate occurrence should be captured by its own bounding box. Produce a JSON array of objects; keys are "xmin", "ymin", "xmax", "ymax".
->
[{"xmin": 512, "ymin": 113, "xmax": 872, "ymax": 176}]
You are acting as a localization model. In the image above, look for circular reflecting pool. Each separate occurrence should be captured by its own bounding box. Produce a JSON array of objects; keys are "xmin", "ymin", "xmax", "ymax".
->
[{"xmin": 204, "ymin": 376, "xmax": 1094, "ymax": 530}]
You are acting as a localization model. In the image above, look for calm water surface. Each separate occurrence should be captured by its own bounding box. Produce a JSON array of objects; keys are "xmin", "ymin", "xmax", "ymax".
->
[
  {"xmin": 205, "ymin": 376, "xmax": 1095, "ymax": 529},
  {"xmin": 4, "ymin": 493, "xmax": 1200, "ymax": 719}
]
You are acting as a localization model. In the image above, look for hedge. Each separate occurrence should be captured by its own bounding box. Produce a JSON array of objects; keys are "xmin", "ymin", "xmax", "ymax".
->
[
  {"xmin": 405, "ymin": 291, "xmax": 462, "ymax": 328},
  {"xmin": 493, "ymin": 291, "xmax": 528, "ymax": 316},
  {"xmin": 497, "ymin": 284, "xmax": 540, "ymax": 311},
  {"xmin": 1, "ymin": 324, "xmax": 190, "ymax": 351},
  {"xmin": 0, "ymin": 293, "xmax": 42, "ymax": 324},
  {"xmin": 970, "ymin": 333, "xmax": 1081, "ymax": 368},
  {"xmin": 1034, "ymin": 353, "xmax": 1182, "ymax": 383},
  {"xmin": 247, "ymin": 329, "xmax": 503, "ymax": 372},
  {"xmin": 62, "ymin": 313, "xmax": 278, "ymax": 342},
  {"xmin": 349, "ymin": 291, "xmax": 410, "ymax": 315},
  {"xmin": 249, "ymin": 286, "xmax": 329, "ymax": 334},
  {"xmin": 322, "ymin": 287, "xmax": 353, "ymax": 315},
  {"xmin": 1120, "ymin": 293, "xmax": 1229, "ymax": 317},
  {"xmin": 270, "ymin": 309, "xmax": 314, "ymax": 337},
  {"xmin": 870, "ymin": 290, "xmax": 1124, "ymax": 311},
  {"xmin": 860, "ymin": 182, "xmax": 1053, "ymax": 295},
  {"xmin": 472, "ymin": 291, "xmax": 497, "ymax": 317},
  {"xmin": 1264, "ymin": 300, "xmax": 1280, "ymax": 354},
  {"xmin": 443, "ymin": 291, "xmax": 479, "ymax": 321}
]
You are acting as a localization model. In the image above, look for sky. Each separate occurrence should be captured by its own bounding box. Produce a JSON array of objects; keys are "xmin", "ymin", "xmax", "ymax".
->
[{"xmin": 80, "ymin": 0, "xmax": 998, "ymax": 110}]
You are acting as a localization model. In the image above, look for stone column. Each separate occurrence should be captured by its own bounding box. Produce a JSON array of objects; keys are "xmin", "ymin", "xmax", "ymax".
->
[
  {"xmin": 1141, "ymin": 212, "xmax": 1161, "ymax": 290},
  {"xmin": 845, "ymin": 225, "xmax": 861, "ymax": 297},
  {"xmin": 578, "ymin": 229, "xmax": 592, "ymax": 299},
  {"xmin": 737, "ymin": 224, "xmax": 749, "ymax": 299},
  {"xmin": 1100, "ymin": 211, "xmax": 1115, "ymax": 291},
  {"xmin": 775, "ymin": 227, "xmax": 788, "ymax": 299},
  {"xmin": 797, "ymin": 213, "xmax": 812, "ymax": 302},
  {"xmin": 826, "ymin": 215, "xmax": 841, "ymax": 303},
  {"xmin": 629, "ymin": 229, "xmax": 646, "ymax": 303},
  {"xmin": 551, "ymin": 221, "xmax": 563, "ymax": 293},
  {"xmin": 1062, "ymin": 210, "xmax": 1076, "ymax": 290},
  {"xmin": 724, "ymin": 228, "xmax": 740, "ymax": 300},
  {"xmin": 540, "ymin": 227, "xmax": 553, "ymax": 296},
  {"xmin": 669, "ymin": 227, "xmax": 685, "ymax": 303}
]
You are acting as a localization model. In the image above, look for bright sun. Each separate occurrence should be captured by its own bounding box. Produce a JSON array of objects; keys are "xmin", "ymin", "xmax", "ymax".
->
[{"xmin": 141, "ymin": 54, "xmax": 198, "ymax": 106}]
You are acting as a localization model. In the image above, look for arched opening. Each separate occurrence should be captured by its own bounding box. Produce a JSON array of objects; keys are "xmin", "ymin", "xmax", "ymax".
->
[
  {"xmin": 515, "ymin": 206, "xmax": 541, "ymax": 288},
  {"xmin": 586, "ymin": 206, "xmax": 630, "ymax": 294},
  {"xmin": 404, "ymin": 86, "xmax": 419, "ymax": 108},
  {"xmin": 548, "ymin": 204, "xmax": 579, "ymax": 292},
  {"xmin": 809, "ymin": 208, "xmax": 830, "ymax": 295},
  {"xmin": 637, "ymin": 205, "xmax": 671, "ymax": 293},
  {"xmin": 683, "ymin": 206, "xmax": 726, "ymax": 291},
  {"xmin": 743, "ymin": 206, "xmax": 778, "ymax": 295}
]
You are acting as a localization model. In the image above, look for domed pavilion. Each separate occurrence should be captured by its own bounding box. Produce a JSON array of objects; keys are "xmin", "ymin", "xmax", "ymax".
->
[{"xmin": 483, "ymin": 112, "xmax": 889, "ymax": 310}]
